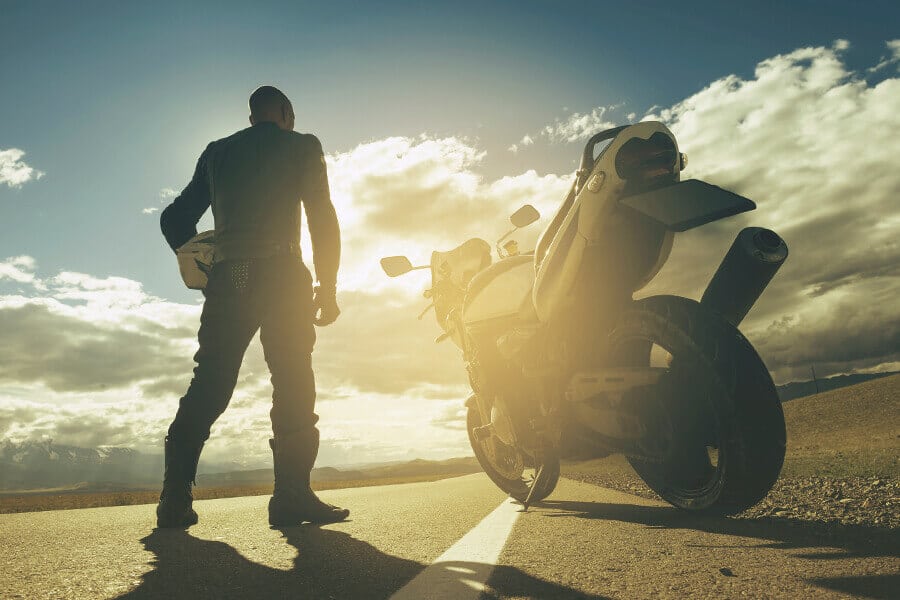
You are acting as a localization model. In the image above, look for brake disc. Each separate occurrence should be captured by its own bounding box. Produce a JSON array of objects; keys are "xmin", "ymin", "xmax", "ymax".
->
[{"xmin": 485, "ymin": 438, "xmax": 525, "ymax": 480}]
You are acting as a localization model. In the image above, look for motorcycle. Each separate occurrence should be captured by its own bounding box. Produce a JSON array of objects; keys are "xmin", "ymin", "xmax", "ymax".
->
[{"xmin": 381, "ymin": 122, "xmax": 788, "ymax": 514}]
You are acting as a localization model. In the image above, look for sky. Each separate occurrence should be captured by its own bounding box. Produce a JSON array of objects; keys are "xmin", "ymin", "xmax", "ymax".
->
[{"xmin": 1, "ymin": 1, "xmax": 899, "ymax": 471}]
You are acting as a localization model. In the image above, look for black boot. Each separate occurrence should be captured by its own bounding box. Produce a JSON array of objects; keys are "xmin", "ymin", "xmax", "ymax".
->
[
  {"xmin": 268, "ymin": 430, "xmax": 349, "ymax": 526},
  {"xmin": 156, "ymin": 436, "xmax": 204, "ymax": 528}
]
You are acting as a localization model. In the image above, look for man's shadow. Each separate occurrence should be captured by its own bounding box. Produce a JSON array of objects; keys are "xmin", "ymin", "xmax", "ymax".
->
[
  {"xmin": 116, "ymin": 524, "xmax": 604, "ymax": 599},
  {"xmin": 535, "ymin": 499, "xmax": 900, "ymax": 600}
]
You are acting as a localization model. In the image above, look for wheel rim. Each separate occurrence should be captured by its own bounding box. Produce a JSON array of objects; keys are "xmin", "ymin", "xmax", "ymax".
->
[
  {"xmin": 468, "ymin": 405, "xmax": 554, "ymax": 499},
  {"xmin": 482, "ymin": 436, "xmax": 525, "ymax": 481},
  {"xmin": 613, "ymin": 334, "xmax": 728, "ymax": 506}
]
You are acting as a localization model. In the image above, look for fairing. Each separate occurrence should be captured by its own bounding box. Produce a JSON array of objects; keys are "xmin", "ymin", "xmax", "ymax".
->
[
  {"xmin": 462, "ymin": 255, "xmax": 535, "ymax": 325},
  {"xmin": 532, "ymin": 122, "xmax": 680, "ymax": 323}
]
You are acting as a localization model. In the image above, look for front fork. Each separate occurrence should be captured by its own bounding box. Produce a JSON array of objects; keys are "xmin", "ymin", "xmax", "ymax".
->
[{"xmin": 467, "ymin": 393, "xmax": 560, "ymax": 510}]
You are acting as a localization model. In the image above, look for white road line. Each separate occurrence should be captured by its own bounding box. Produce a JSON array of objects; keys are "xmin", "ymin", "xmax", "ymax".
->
[{"xmin": 389, "ymin": 497, "xmax": 521, "ymax": 600}]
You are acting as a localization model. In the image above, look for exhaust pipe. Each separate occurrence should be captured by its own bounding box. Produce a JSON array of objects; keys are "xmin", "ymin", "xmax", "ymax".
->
[{"xmin": 701, "ymin": 227, "xmax": 788, "ymax": 327}]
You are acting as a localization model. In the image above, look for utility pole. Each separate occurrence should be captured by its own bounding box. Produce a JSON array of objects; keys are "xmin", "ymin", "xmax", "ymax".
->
[{"xmin": 811, "ymin": 365, "xmax": 819, "ymax": 394}]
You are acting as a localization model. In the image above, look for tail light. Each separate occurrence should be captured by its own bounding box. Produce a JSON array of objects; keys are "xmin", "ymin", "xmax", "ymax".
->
[{"xmin": 615, "ymin": 132, "xmax": 678, "ymax": 180}]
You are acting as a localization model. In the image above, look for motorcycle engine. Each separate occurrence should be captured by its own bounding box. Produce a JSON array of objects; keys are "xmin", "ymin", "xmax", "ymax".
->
[{"xmin": 467, "ymin": 330, "xmax": 549, "ymax": 453}]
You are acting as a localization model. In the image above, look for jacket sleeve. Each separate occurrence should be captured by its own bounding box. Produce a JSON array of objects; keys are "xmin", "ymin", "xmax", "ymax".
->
[
  {"xmin": 160, "ymin": 145, "xmax": 212, "ymax": 252},
  {"xmin": 300, "ymin": 136, "xmax": 341, "ymax": 290}
]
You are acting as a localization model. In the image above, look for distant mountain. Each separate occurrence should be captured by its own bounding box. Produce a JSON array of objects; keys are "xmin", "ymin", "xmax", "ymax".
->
[
  {"xmin": 361, "ymin": 456, "xmax": 479, "ymax": 479},
  {"xmin": 199, "ymin": 456, "xmax": 480, "ymax": 488},
  {"xmin": 776, "ymin": 371, "xmax": 899, "ymax": 402},
  {"xmin": 0, "ymin": 440, "xmax": 161, "ymax": 491},
  {"xmin": 198, "ymin": 465, "xmax": 369, "ymax": 488},
  {"xmin": 0, "ymin": 439, "xmax": 480, "ymax": 493}
]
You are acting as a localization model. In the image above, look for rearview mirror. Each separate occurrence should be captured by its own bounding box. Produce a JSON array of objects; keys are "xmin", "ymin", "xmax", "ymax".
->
[
  {"xmin": 510, "ymin": 204, "xmax": 540, "ymax": 228},
  {"xmin": 380, "ymin": 256, "xmax": 415, "ymax": 277}
]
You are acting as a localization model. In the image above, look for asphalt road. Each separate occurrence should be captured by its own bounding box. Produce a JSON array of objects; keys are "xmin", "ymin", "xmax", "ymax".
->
[{"xmin": 0, "ymin": 474, "xmax": 896, "ymax": 599}]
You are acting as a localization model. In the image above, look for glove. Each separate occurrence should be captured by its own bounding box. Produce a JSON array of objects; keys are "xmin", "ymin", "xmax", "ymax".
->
[{"xmin": 313, "ymin": 285, "xmax": 340, "ymax": 326}]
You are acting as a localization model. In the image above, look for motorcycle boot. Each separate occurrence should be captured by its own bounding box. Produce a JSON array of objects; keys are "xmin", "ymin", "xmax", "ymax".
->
[
  {"xmin": 156, "ymin": 436, "xmax": 204, "ymax": 528},
  {"xmin": 268, "ymin": 430, "xmax": 350, "ymax": 526}
]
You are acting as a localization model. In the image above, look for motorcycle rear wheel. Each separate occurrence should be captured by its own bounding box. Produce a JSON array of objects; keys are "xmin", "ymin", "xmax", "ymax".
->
[
  {"xmin": 610, "ymin": 295, "xmax": 785, "ymax": 515},
  {"xmin": 466, "ymin": 406, "xmax": 560, "ymax": 503}
]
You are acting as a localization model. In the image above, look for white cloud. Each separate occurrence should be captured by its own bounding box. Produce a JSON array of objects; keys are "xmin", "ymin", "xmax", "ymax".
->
[
  {"xmin": 867, "ymin": 39, "xmax": 900, "ymax": 73},
  {"xmin": 0, "ymin": 256, "xmax": 479, "ymax": 468},
  {"xmin": 832, "ymin": 39, "xmax": 850, "ymax": 52},
  {"xmin": 640, "ymin": 40, "xmax": 900, "ymax": 382},
  {"xmin": 142, "ymin": 187, "xmax": 178, "ymax": 215},
  {"xmin": 507, "ymin": 134, "xmax": 535, "ymax": 153},
  {"xmin": 0, "ymin": 148, "xmax": 43, "ymax": 188},
  {"xmin": 0, "ymin": 256, "xmax": 40, "ymax": 286},
  {"xmin": 324, "ymin": 135, "xmax": 569, "ymax": 293},
  {"xmin": 510, "ymin": 104, "xmax": 625, "ymax": 149},
  {"xmin": 540, "ymin": 104, "xmax": 620, "ymax": 142}
]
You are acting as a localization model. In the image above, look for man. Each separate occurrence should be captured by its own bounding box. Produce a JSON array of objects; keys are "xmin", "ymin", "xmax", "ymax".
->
[{"xmin": 157, "ymin": 85, "xmax": 348, "ymax": 528}]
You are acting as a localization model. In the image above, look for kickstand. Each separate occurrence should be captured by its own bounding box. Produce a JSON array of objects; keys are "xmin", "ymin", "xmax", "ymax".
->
[{"xmin": 521, "ymin": 464, "xmax": 545, "ymax": 511}]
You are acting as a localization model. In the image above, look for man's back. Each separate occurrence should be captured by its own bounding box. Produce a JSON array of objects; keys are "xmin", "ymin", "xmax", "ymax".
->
[
  {"xmin": 208, "ymin": 123, "xmax": 321, "ymax": 260},
  {"xmin": 161, "ymin": 120, "xmax": 339, "ymax": 289}
]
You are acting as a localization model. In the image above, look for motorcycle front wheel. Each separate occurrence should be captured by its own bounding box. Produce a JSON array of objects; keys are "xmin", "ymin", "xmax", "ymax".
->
[
  {"xmin": 609, "ymin": 295, "xmax": 786, "ymax": 515},
  {"xmin": 466, "ymin": 406, "xmax": 560, "ymax": 503}
]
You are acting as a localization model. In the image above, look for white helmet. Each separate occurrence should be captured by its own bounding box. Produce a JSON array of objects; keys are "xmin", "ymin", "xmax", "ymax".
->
[{"xmin": 176, "ymin": 230, "xmax": 215, "ymax": 290}]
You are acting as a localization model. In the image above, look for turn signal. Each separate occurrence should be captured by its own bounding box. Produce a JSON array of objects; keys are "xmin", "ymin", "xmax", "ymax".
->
[{"xmin": 587, "ymin": 171, "xmax": 606, "ymax": 193}]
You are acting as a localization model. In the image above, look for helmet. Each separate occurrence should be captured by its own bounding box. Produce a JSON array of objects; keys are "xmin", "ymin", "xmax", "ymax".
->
[{"xmin": 176, "ymin": 230, "xmax": 216, "ymax": 290}]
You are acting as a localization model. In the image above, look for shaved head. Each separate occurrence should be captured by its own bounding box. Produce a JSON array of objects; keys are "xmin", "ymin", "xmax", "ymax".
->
[{"xmin": 249, "ymin": 85, "xmax": 295, "ymax": 130}]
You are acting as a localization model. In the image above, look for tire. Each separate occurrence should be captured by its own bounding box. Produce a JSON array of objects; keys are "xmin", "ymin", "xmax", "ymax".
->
[
  {"xmin": 467, "ymin": 406, "xmax": 560, "ymax": 503},
  {"xmin": 609, "ymin": 295, "xmax": 785, "ymax": 515}
]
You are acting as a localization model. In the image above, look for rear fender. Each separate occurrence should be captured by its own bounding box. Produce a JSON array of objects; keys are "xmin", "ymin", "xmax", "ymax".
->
[{"xmin": 619, "ymin": 179, "xmax": 756, "ymax": 232}]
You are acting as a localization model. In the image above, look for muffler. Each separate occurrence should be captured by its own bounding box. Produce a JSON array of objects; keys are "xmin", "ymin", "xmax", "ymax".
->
[{"xmin": 701, "ymin": 227, "xmax": 788, "ymax": 327}]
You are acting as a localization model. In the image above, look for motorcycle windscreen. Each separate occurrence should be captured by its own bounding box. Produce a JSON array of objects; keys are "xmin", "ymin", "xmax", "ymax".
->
[
  {"xmin": 430, "ymin": 238, "xmax": 492, "ymax": 290},
  {"xmin": 619, "ymin": 179, "xmax": 755, "ymax": 232},
  {"xmin": 431, "ymin": 238, "xmax": 492, "ymax": 341}
]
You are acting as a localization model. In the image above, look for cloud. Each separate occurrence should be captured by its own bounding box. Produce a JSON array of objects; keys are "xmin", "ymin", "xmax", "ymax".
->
[
  {"xmin": 867, "ymin": 39, "xmax": 900, "ymax": 73},
  {"xmin": 0, "ymin": 148, "xmax": 43, "ymax": 188},
  {"xmin": 0, "ymin": 254, "xmax": 477, "ymax": 467},
  {"xmin": 430, "ymin": 404, "xmax": 467, "ymax": 431},
  {"xmin": 540, "ymin": 105, "xmax": 620, "ymax": 142},
  {"xmin": 832, "ymin": 39, "xmax": 851, "ymax": 52},
  {"xmin": 509, "ymin": 104, "xmax": 627, "ymax": 150},
  {"xmin": 639, "ymin": 40, "xmax": 900, "ymax": 382},
  {"xmin": 0, "ymin": 263, "xmax": 198, "ymax": 394},
  {"xmin": 0, "ymin": 256, "xmax": 44, "ymax": 289},
  {"xmin": 0, "ymin": 302, "xmax": 191, "ymax": 393},
  {"xmin": 315, "ymin": 290, "xmax": 471, "ymax": 396},
  {"xmin": 142, "ymin": 187, "xmax": 178, "ymax": 215},
  {"xmin": 325, "ymin": 135, "xmax": 570, "ymax": 292},
  {"xmin": 508, "ymin": 134, "xmax": 534, "ymax": 153}
]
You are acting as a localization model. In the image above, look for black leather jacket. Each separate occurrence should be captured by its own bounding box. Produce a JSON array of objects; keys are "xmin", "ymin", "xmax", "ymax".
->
[{"xmin": 161, "ymin": 121, "xmax": 340, "ymax": 289}]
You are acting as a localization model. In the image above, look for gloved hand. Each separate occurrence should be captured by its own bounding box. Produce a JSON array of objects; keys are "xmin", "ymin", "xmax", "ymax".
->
[{"xmin": 313, "ymin": 285, "xmax": 340, "ymax": 326}]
